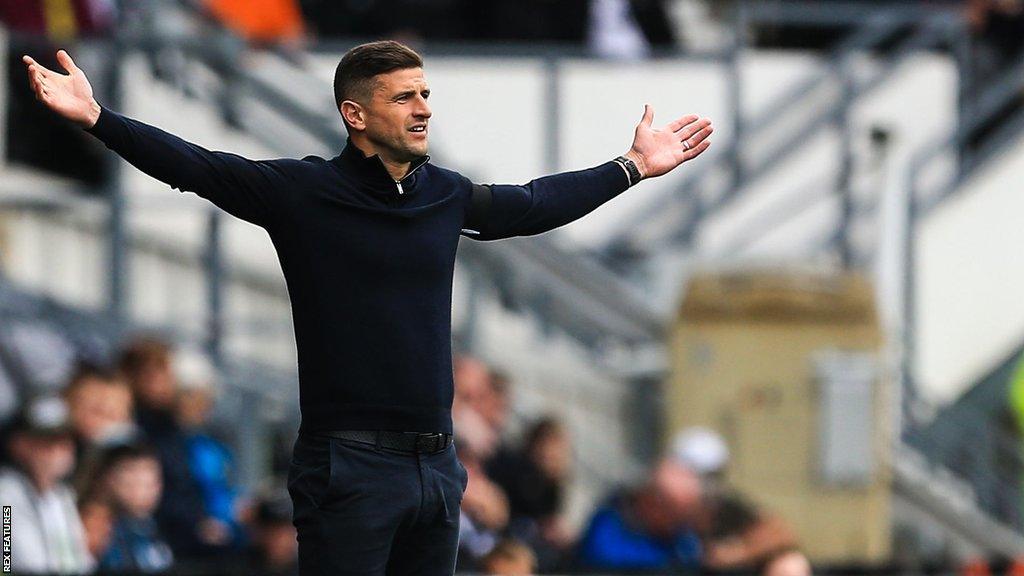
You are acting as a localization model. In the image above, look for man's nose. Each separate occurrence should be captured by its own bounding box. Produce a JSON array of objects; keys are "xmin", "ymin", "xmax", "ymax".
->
[{"xmin": 415, "ymin": 96, "xmax": 431, "ymax": 119}]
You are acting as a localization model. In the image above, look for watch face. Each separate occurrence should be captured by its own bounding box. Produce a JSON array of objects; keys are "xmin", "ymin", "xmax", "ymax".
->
[{"xmin": 617, "ymin": 156, "xmax": 641, "ymax": 185}]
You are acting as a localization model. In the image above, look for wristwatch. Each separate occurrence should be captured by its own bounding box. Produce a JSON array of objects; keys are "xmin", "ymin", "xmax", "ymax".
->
[{"xmin": 614, "ymin": 155, "xmax": 643, "ymax": 187}]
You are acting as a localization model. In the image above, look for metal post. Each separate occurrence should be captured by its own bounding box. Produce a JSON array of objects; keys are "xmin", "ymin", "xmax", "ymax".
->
[
  {"xmin": 900, "ymin": 166, "xmax": 919, "ymax": 440},
  {"xmin": 836, "ymin": 56, "xmax": 855, "ymax": 268},
  {"xmin": 204, "ymin": 209, "xmax": 225, "ymax": 365},
  {"xmin": 236, "ymin": 388, "xmax": 265, "ymax": 490},
  {"xmin": 728, "ymin": 0, "xmax": 747, "ymax": 189},
  {"xmin": 544, "ymin": 56, "xmax": 561, "ymax": 174},
  {"xmin": 952, "ymin": 18, "xmax": 973, "ymax": 172},
  {"xmin": 105, "ymin": 39, "xmax": 127, "ymax": 328}
]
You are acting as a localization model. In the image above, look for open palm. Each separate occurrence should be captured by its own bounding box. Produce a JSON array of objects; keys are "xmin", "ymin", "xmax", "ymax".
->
[
  {"xmin": 626, "ymin": 105, "xmax": 712, "ymax": 179},
  {"xmin": 22, "ymin": 50, "xmax": 100, "ymax": 128}
]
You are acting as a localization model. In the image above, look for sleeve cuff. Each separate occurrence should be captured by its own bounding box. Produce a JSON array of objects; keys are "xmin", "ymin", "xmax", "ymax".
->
[{"xmin": 83, "ymin": 105, "xmax": 118, "ymax": 142}]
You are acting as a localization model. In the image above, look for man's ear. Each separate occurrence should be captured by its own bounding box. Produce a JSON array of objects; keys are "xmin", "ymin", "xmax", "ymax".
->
[{"xmin": 341, "ymin": 100, "xmax": 365, "ymax": 131}]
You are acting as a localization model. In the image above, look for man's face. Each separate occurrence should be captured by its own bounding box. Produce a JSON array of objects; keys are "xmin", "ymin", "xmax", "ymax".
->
[{"xmin": 350, "ymin": 67, "xmax": 431, "ymax": 163}]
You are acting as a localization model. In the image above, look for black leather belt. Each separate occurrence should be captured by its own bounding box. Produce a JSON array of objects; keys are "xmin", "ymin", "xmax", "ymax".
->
[{"xmin": 316, "ymin": 430, "xmax": 453, "ymax": 454}]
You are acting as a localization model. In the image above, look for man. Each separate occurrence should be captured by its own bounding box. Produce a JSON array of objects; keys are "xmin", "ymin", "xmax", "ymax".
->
[
  {"xmin": 671, "ymin": 427, "xmax": 799, "ymax": 568},
  {"xmin": 22, "ymin": 40, "xmax": 712, "ymax": 575},
  {"xmin": 576, "ymin": 458, "xmax": 704, "ymax": 569},
  {"xmin": 0, "ymin": 396, "xmax": 93, "ymax": 573}
]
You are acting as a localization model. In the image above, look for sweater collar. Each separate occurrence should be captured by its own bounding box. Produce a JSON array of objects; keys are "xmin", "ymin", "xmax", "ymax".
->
[{"xmin": 332, "ymin": 139, "xmax": 430, "ymax": 195}]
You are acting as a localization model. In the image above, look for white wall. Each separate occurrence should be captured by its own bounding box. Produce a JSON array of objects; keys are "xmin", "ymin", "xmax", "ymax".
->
[{"xmin": 918, "ymin": 134, "xmax": 1024, "ymax": 405}]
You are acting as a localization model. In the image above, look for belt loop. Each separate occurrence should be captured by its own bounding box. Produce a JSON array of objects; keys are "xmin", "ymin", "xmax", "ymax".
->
[{"xmin": 374, "ymin": 430, "xmax": 382, "ymax": 452}]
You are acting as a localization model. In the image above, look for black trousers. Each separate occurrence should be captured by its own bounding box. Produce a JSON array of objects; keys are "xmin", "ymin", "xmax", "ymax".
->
[{"xmin": 288, "ymin": 432, "xmax": 468, "ymax": 575}]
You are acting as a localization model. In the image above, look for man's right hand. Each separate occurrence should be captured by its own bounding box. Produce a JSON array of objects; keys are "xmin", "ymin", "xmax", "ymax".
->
[{"xmin": 22, "ymin": 50, "xmax": 101, "ymax": 129}]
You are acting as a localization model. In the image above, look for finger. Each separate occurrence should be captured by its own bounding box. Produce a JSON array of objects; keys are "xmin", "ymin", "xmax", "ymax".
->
[
  {"xmin": 640, "ymin": 104, "xmax": 654, "ymax": 128},
  {"xmin": 25, "ymin": 57, "xmax": 58, "ymax": 78},
  {"xmin": 682, "ymin": 125, "xmax": 714, "ymax": 149},
  {"xmin": 679, "ymin": 118, "xmax": 712, "ymax": 141},
  {"xmin": 668, "ymin": 114, "xmax": 700, "ymax": 133},
  {"xmin": 683, "ymin": 139, "xmax": 711, "ymax": 161},
  {"xmin": 56, "ymin": 49, "xmax": 78, "ymax": 74}
]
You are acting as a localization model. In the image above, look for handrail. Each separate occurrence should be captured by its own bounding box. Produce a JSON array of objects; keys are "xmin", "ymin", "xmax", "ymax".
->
[
  {"xmin": 601, "ymin": 7, "xmax": 957, "ymax": 258},
  {"xmin": 909, "ymin": 52, "xmax": 1024, "ymax": 215}
]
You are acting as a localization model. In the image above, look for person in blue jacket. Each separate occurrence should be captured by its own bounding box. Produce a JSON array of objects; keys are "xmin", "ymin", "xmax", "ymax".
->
[
  {"xmin": 22, "ymin": 41, "xmax": 713, "ymax": 575},
  {"xmin": 577, "ymin": 459, "xmax": 704, "ymax": 569}
]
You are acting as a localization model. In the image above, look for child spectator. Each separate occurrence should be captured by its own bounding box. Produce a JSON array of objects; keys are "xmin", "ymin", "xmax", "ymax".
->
[
  {"xmin": 94, "ymin": 443, "xmax": 175, "ymax": 572},
  {"xmin": 120, "ymin": 336, "xmax": 227, "ymax": 556}
]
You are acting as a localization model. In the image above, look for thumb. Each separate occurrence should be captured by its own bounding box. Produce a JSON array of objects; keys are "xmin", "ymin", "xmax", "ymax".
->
[
  {"xmin": 639, "ymin": 104, "xmax": 654, "ymax": 128},
  {"xmin": 56, "ymin": 50, "xmax": 77, "ymax": 74}
]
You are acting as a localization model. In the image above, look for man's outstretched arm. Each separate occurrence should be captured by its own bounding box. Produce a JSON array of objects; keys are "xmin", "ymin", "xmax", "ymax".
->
[
  {"xmin": 463, "ymin": 105, "xmax": 712, "ymax": 241},
  {"xmin": 23, "ymin": 50, "xmax": 286, "ymax": 228}
]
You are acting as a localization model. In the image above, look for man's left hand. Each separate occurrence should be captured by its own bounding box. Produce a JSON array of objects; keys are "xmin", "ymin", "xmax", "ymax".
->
[{"xmin": 624, "ymin": 105, "xmax": 712, "ymax": 180}]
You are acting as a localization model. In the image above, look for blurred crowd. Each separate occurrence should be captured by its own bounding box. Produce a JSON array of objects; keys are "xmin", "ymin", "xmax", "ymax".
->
[
  {"xmin": 448, "ymin": 355, "xmax": 809, "ymax": 575},
  {"xmin": 0, "ymin": 334, "xmax": 810, "ymax": 575},
  {"xmin": 0, "ymin": 337, "xmax": 297, "ymax": 575}
]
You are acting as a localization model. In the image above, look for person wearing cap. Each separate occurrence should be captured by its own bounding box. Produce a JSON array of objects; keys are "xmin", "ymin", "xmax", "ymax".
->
[
  {"xmin": 0, "ymin": 396, "xmax": 94, "ymax": 573},
  {"xmin": 670, "ymin": 427, "xmax": 800, "ymax": 569}
]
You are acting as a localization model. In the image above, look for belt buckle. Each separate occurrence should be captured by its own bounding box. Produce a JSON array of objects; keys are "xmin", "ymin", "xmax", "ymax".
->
[{"xmin": 415, "ymin": 432, "xmax": 440, "ymax": 453}]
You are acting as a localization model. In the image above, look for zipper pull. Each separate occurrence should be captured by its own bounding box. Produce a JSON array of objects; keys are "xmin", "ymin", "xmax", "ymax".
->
[{"xmin": 396, "ymin": 180, "xmax": 404, "ymax": 195}]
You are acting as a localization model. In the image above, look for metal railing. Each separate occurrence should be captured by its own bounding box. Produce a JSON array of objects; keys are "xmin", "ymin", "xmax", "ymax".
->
[{"xmin": 600, "ymin": 6, "xmax": 966, "ymax": 272}]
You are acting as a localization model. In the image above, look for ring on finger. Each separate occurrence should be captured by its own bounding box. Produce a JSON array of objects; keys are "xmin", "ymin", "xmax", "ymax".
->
[{"xmin": 682, "ymin": 140, "xmax": 691, "ymax": 151}]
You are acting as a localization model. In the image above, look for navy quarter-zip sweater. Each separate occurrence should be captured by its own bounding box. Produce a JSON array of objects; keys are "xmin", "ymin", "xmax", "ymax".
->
[{"xmin": 86, "ymin": 107, "xmax": 631, "ymax": 434}]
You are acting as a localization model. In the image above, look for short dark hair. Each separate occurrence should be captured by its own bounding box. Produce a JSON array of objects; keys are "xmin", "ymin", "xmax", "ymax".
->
[{"xmin": 333, "ymin": 40, "xmax": 423, "ymax": 117}]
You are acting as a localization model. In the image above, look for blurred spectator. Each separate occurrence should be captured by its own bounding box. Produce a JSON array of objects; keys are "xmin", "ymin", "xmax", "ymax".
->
[
  {"xmin": 481, "ymin": 538, "xmax": 537, "ymax": 576},
  {"xmin": 0, "ymin": 0, "xmax": 116, "ymax": 36},
  {"xmin": 488, "ymin": 416, "xmax": 574, "ymax": 571},
  {"xmin": 204, "ymin": 0, "xmax": 306, "ymax": 49},
  {"xmin": 93, "ymin": 443, "xmax": 175, "ymax": 572},
  {"xmin": 576, "ymin": 459, "xmax": 703, "ymax": 570},
  {"xmin": 65, "ymin": 361, "xmax": 138, "ymax": 498},
  {"xmin": 119, "ymin": 336, "xmax": 228, "ymax": 557},
  {"xmin": 64, "ymin": 361, "xmax": 136, "ymax": 452},
  {"xmin": 967, "ymin": 0, "xmax": 1024, "ymax": 74},
  {"xmin": 298, "ymin": 0, "xmax": 469, "ymax": 41},
  {"xmin": 453, "ymin": 355, "xmax": 500, "ymax": 459},
  {"xmin": 671, "ymin": 427, "xmax": 798, "ymax": 569},
  {"xmin": 237, "ymin": 484, "xmax": 298, "ymax": 576},
  {"xmin": 0, "ymin": 396, "xmax": 93, "ymax": 573},
  {"xmin": 479, "ymin": 369, "xmax": 513, "ymax": 435},
  {"xmin": 453, "ymin": 355, "xmax": 516, "ymax": 570},
  {"xmin": 589, "ymin": 0, "xmax": 677, "ymax": 59},
  {"xmin": 297, "ymin": 0, "xmax": 675, "ymax": 55},
  {"xmin": 78, "ymin": 496, "xmax": 115, "ymax": 562},
  {"xmin": 761, "ymin": 548, "xmax": 813, "ymax": 576},
  {"xmin": 964, "ymin": 0, "xmax": 1024, "ymax": 154},
  {"xmin": 456, "ymin": 430, "xmax": 511, "ymax": 570},
  {"xmin": 174, "ymin": 349, "xmax": 245, "ymax": 547},
  {"xmin": 0, "ymin": 0, "xmax": 115, "ymax": 184}
]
